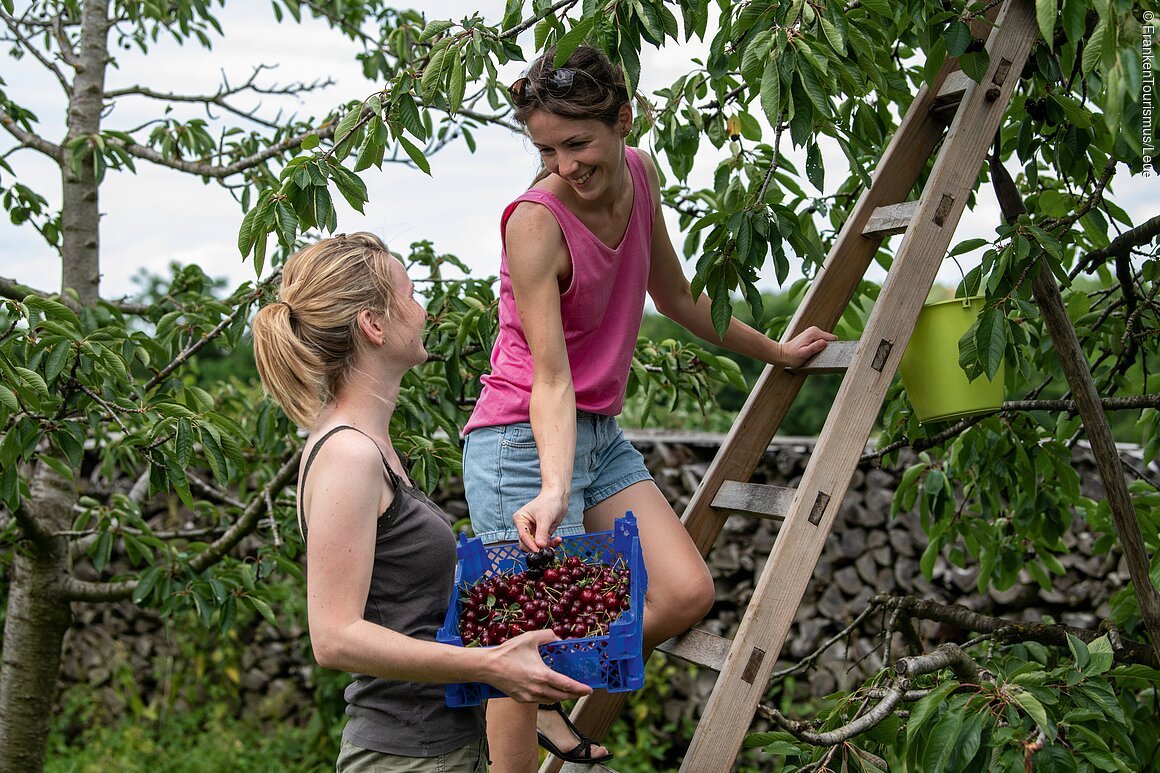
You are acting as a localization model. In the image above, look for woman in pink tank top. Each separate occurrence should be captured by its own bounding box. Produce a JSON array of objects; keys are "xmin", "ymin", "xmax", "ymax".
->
[{"xmin": 462, "ymin": 46, "xmax": 836, "ymax": 770}]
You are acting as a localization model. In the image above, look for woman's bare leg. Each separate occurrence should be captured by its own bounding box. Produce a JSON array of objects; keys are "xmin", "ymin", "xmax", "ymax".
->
[
  {"xmin": 584, "ymin": 479, "xmax": 715, "ymax": 652},
  {"xmin": 485, "ymin": 698, "xmax": 539, "ymax": 773}
]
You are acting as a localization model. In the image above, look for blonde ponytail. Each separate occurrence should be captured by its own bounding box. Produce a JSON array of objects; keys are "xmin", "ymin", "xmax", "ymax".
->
[{"xmin": 251, "ymin": 233, "xmax": 398, "ymax": 429}]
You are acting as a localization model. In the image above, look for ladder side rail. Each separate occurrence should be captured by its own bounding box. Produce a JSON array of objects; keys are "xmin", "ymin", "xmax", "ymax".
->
[
  {"xmin": 546, "ymin": 61, "xmax": 961, "ymax": 771},
  {"xmin": 679, "ymin": 2, "xmax": 1041, "ymax": 768},
  {"xmin": 679, "ymin": 58, "xmax": 957, "ymax": 555}
]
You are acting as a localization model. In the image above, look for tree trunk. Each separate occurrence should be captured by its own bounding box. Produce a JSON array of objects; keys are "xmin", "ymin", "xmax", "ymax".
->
[
  {"xmin": 1031, "ymin": 260, "xmax": 1160, "ymax": 664},
  {"xmin": 60, "ymin": 0, "xmax": 111, "ymax": 306},
  {"xmin": 0, "ymin": 465, "xmax": 76, "ymax": 773}
]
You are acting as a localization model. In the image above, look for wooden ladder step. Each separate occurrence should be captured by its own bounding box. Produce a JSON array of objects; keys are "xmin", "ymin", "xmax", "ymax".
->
[
  {"xmin": 559, "ymin": 763, "xmax": 617, "ymax": 773},
  {"xmin": 656, "ymin": 628, "xmax": 731, "ymax": 672},
  {"xmin": 786, "ymin": 339, "xmax": 858, "ymax": 374},
  {"xmin": 710, "ymin": 480, "xmax": 793, "ymax": 521},
  {"xmin": 931, "ymin": 69, "xmax": 975, "ymax": 118},
  {"xmin": 862, "ymin": 201, "xmax": 919, "ymax": 238}
]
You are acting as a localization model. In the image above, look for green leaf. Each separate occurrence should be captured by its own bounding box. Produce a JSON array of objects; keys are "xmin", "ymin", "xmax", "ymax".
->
[
  {"xmin": 1084, "ymin": 635, "xmax": 1114, "ymax": 677},
  {"xmin": 554, "ymin": 17, "xmax": 594, "ymax": 67},
  {"xmin": 300, "ymin": 133, "xmax": 320, "ymax": 150},
  {"xmin": 0, "ymin": 384, "xmax": 18, "ymax": 412},
  {"xmin": 806, "ymin": 140, "xmax": 824, "ymax": 191},
  {"xmin": 960, "ymin": 49, "xmax": 990, "ymax": 82},
  {"xmin": 973, "ymin": 306, "xmax": 1006, "ymax": 381},
  {"xmin": 448, "ymin": 50, "xmax": 466, "ymax": 114},
  {"xmin": 1061, "ymin": 0, "xmax": 1086, "ymax": 43},
  {"xmin": 859, "ymin": 0, "xmax": 891, "ymax": 16},
  {"xmin": 1077, "ymin": 680, "xmax": 1126, "ymax": 726},
  {"xmin": 944, "ymin": 21, "xmax": 972, "ymax": 57},
  {"xmin": 759, "ymin": 58, "xmax": 782, "ymax": 125},
  {"xmin": 15, "ymin": 367, "xmax": 49, "ymax": 398},
  {"xmin": 921, "ymin": 708, "xmax": 963, "ymax": 773},
  {"xmin": 949, "ymin": 238, "xmax": 990, "ymax": 257},
  {"xmin": 247, "ymin": 595, "xmax": 278, "ymax": 625},
  {"xmin": 395, "ymin": 93, "xmax": 425, "ymax": 140},
  {"xmin": 38, "ymin": 455, "xmax": 74, "ymax": 483},
  {"xmin": 709, "ymin": 284, "xmax": 732, "ymax": 340},
  {"xmin": 1082, "ymin": 20, "xmax": 1105, "ymax": 76},
  {"xmin": 907, "ymin": 680, "xmax": 961, "ymax": 743},
  {"xmin": 1010, "ymin": 687, "xmax": 1052, "ymax": 737},
  {"xmin": 819, "ymin": 15, "xmax": 844, "ymax": 52},
  {"xmin": 132, "ymin": 566, "xmax": 161, "ymax": 605},
  {"xmin": 419, "ymin": 19, "xmax": 454, "ymax": 41},
  {"xmin": 1036, "ymin": 0, "xmax": 1057, "ymax": 48},
  {"xmin": 397, "ymin": 135, "xmax": 431, "ymax": 175},
  {"xmin": 421, "ymin": 48, "xmax": 447, "ymax": 97},
  {"xmin": 25, "ymin": 295, "xmax": 80, "ymax": 325},
  {"xmin": 237, "ymin": 202, "xmax": 259, "ymax": 257}
]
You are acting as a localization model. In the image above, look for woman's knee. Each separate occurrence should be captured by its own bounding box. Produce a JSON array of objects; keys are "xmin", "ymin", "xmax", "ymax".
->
[{"xmin": 647, "ymin": 562, "xmax": 714, "ymax": 630}]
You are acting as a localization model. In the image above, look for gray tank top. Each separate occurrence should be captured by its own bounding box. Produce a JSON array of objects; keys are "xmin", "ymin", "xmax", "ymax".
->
[{"xmin": 299, "ymin": 426, "xmax": 484, "ymax": 757}]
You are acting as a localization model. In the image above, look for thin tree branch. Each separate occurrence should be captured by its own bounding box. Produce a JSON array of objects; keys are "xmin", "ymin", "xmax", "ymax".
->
[
  {"xmin": 188, "ymin": 470, "xmax": 245, "ymax": 510},
  {"xmin": 758, "ymin": 680, "xmax": 909, "ymax": 746},
  {"xmin": 0, "ymin": 108, "xmax": 64, "ymax": 159},
  {"xmin": 0, "ymin": 276, "xmax": 44, "ymax": 302},
  {"xmin": 75, "ymin": 383, "xmax": 130, "ymax": 434},
  {"xmin": 10, "ymin": 497, "xmax": 54, "ymax": 544},
  {"xmin": 187, "ymin": 449, "xmax": 302, "ymax": 574},
  {"xmin": 500, "ymin": 0, "xmax": 580, "ymax": 38},
  {"xmin": 0, "ymin": 9, "xmax": 72, "ymax": 94},
  {"xmin": 863, "ymin": 394, "xmax": 1160, "ymax": 462},
  {"xmin": 874, "ymin": 594, "xmax": 1159, "ymax": 668},
  {"xmin": 109, "ymin": 123, "xmax": 334, "ymax": 179},
  {"xmin": 143, "ymin": 278, "xmax": 274, "ymax": 390},
  {"xmin": 1073, "ymin": 214, "xmax": 1160, "ymax": 278},
  {"xmin": 60, "ymin": 448, "xmax": 302, "ymax": 603},
  {"xmin": 772, "ymin": 603, "xmax": 880, "ymax": 679},
  {"xmin": 105, "ymin": 72, "xmax": 335, "ymax": 130},
  {"xmin": 51, "ymin": 12, "xmax": 80, "ymax": 67},
  {"xmin": 893, "ymin": 641, "xmax": 993, "ymax": 684}
]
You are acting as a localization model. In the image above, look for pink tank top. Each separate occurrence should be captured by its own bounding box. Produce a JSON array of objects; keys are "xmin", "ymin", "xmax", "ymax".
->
[{"xmin": 464, "ymin": 147, "xmax": 653, "ymax": 434}]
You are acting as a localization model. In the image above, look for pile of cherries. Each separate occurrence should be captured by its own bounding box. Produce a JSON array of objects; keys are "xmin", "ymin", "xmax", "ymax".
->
[{"xmin": 457, "ymin": 547, "xmax": 631, "ymax": 647}]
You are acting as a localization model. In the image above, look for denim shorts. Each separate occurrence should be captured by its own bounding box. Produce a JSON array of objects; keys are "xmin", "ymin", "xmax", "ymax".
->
[{"xmin": 462, "ymin": 412, "xmax": 653, "ymax": 544}]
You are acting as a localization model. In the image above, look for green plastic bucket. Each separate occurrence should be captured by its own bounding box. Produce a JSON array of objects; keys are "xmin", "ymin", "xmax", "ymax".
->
[{"xmin": 899, "ymin": 296, "xmax": 1005, "ymax": 423}]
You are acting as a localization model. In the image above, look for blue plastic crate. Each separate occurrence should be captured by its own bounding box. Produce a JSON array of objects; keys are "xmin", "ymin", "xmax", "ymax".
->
[{"xmin": 436, "ymin": 512, "xmax": 648, "ymax": 707}]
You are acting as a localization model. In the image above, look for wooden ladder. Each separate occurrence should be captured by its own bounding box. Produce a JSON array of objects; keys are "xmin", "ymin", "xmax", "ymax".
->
[{"xmin": 542, "ymin": 1, "xmax": 1040, "ymax": 770}]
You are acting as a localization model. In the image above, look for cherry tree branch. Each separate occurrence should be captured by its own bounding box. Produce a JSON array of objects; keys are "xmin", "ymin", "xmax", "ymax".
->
[
  {"xmin": 0, "ymin": 8, "xmax": 72, "ymax": 95},
  {"xmin": 0, "ymin": 108, "xmax": 64, "ymax": 159},
  {"xmin": 863, "ymin": 393, "xmax": 1160, "ymax": 462},
  {"xmin": 1072, "ymin": 214, "xmax": 1160, "ymax": 278}
]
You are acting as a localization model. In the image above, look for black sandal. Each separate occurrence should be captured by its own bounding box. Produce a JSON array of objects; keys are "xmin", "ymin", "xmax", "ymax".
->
[{"xmin": 537, "ymin": 703, "xmax": 615, "ymax": 764}]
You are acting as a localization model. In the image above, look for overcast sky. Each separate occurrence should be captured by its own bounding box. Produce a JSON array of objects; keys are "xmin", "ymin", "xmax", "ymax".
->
[{"xmin": 2, "ymin": 2, "xmax": 1156, "ymax": 302}]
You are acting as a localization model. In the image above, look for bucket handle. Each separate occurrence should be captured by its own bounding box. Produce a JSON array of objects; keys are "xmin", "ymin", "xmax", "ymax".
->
[{"xmin": 948, "ymin": 254, "xmax": 977, "ymax": 308}]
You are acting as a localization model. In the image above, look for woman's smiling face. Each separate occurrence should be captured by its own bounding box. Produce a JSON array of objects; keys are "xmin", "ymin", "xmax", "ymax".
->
[{"xmin": 524, "ymin": 106, "xmax": 631, "ymax": 202}]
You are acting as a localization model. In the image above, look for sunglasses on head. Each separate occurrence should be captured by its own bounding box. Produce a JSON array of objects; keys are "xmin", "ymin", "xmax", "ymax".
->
[{"xmin": 508, "ymin": 68, "xmax": 603, "ymax": 105}]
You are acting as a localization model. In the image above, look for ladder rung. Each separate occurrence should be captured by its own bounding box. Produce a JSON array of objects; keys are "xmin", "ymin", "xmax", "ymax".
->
[
  {"xmin": 656, "ymin": 627, "xmax": 731, "ymax": 672},
  {"xmin": 786, "ymin": 339, "xmax": 858, "ymax": 374},
  {"xmin": 931, "ymin": 70, "xmax": 974, "ymax": 117},
  {"xmin": 560, "ymin": 764, "xmax": 617, "ymax": 773},
  {"xmin": 862, "ymin": 201, "xmax": 918, "ymax": 238},
  {"xmin": 711, "ymin": 480, "xmax": 793, "ymax": 521}
]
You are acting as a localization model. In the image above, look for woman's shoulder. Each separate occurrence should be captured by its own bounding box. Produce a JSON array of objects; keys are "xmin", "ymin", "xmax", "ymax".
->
[
  {"xmin": 303, "ymin": 424, "xmax": 386, "ymax": 476},
  {"xmin": 504, "ymin": 194, "xmax": 567, "ymax": 241},
  {"xmin": 627, "ymin": 146, "xmax": 660, "ymax": 185}
]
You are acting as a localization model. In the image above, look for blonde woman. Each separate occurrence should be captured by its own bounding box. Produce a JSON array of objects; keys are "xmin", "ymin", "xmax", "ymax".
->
[{"xmin": 252, "ymin": 232, "xmax": 589, "ymax": 772}]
